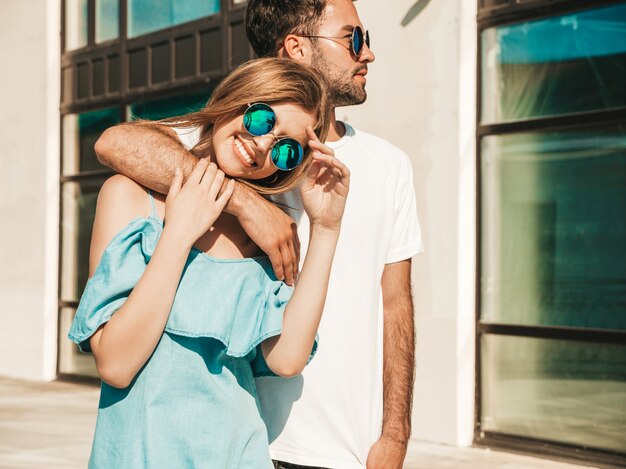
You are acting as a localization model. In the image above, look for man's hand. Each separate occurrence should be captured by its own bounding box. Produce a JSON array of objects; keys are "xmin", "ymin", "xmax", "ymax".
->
[
  {"xmin": 226, "ymin": 182, "xmax": 300, "ymax": 285},
  {"xmin": 366, "ymin": 436, "xmax": 408, "ymax": 469}
]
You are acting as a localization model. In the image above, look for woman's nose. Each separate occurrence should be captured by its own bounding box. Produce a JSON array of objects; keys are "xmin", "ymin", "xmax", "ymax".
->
[{"xmin": 252, "ymin": 134, "xmax": 274, "ymax": 154}]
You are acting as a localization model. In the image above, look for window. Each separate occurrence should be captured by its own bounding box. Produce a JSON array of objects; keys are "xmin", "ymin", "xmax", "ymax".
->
[
  {"xmin": 58, "ymin": 93, "xmax": 210, "ymax": 378},
  {"xmin": 59, "ymin": 108, "xmax": 120, "ymax": 377},
  {"xmin": 481, "ymin": 3, "xmax": 626, "ymax": 123},
  {"xmin": 96, "ymin": 0, "xmax": 119, "ymax": 43},
  {"xmin": 128, "ymin": 0, "xmax": 220, "ymax": 38},
  {"xmin": 477, "ymin": 1, "xmax": 626, "ymax": 465},
  {"xmin": 64, "ymin": 0, "xmax": 88, "ymax": 50}
]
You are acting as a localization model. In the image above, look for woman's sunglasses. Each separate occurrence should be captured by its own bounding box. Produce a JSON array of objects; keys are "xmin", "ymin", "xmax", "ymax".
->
[
  {"xmin": 243, "ymin": 103, "xmax": 304, "ymax": 172},
  {"xmin": 300, "ymin": 26, "xmax": 370, "ymax": 57}
]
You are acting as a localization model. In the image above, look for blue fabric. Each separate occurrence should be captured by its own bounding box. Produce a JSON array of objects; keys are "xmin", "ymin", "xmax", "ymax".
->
[{"xmin": 68, "ymin": 216, "xmax": 314, "ymax": 468}]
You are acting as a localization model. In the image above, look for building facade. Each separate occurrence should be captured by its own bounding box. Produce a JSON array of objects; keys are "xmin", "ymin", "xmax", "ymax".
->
[{"xmin": 0, "ymin": 0, "xmax": 624, "ymax": 466}]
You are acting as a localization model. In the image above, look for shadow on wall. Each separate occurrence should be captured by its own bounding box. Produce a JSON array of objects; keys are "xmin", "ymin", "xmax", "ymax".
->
[{"xmin": 401, "ymin": 0, "xmax": 432, "ymax": 27}]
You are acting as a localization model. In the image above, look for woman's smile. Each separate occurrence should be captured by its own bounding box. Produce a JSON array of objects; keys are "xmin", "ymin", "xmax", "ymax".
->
[{"xmin": 233, "ymin": 136, "xmax": 259, "ymax": 168}]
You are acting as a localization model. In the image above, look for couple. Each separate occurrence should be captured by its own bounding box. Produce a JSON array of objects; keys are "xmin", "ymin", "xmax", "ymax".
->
[{"xmin": 69, "ymin": 1, "xmax": 422, "ymax": 468}]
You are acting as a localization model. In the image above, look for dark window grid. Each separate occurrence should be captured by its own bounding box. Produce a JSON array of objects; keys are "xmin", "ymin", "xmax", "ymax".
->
[
  {"xmin": 478, "ymin": 0, "xmax": 625, "ymax": 28},
  {"xmin": 474, "ymin": 2, "xmax": 626, "ymax": 465},
  {"xmin": 60, "ymin": 10, "xmax": 243, "ymax": 111}
]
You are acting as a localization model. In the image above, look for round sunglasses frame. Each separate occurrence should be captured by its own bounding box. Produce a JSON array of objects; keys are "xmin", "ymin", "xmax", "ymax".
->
[{"xmin": 242, "ymin": 103, "xmax": 305, "ymax": 172}]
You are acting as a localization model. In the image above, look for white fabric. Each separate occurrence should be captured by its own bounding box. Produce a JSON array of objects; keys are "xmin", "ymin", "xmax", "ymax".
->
[{"xmin": 173, "ymin": 123, "xmax": 423, "ymax": 469}]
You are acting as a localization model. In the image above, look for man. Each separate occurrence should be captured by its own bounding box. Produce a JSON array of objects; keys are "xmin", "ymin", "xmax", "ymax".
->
[{"xmin": 95, "ymin": 1, "xmax": 423, "ymax": 468}]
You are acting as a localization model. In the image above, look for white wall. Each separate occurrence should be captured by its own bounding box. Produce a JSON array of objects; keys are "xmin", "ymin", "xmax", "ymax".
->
[
  {"xmin": 0, "ymin": 0, "xmax": 60, "ymax": 380},
  {"xmin": 342, "ymin": 0, "xmax": 477, "ymax": 446}
]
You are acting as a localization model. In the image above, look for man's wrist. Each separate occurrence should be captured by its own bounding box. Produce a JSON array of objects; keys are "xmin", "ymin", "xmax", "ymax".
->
[
  {"xmin": 223, "ymin": 179, "xmax": 243, "ymax": 217},
  {"xmin": 381, "ymin": 423, "xmax": 411, "ymax": 446},
  {"xmin": 223, "ymin": 179, "xmax": 263, "ymax": 218}
]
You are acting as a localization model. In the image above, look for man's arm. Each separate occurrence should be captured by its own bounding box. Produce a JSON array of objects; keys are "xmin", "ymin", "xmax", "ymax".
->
[
  {"xmin": 367, "ymin": 259, "xmax": 414, "ymax": 469},
  {"xmin": 95, "ymin": 122, "xmax": 300, "ymax": 284}
]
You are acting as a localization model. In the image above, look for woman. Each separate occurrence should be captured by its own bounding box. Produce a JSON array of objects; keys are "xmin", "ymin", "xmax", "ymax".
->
[{"xmin": 68, "ymin": 58, "xmax": 350, "ymax": 468}]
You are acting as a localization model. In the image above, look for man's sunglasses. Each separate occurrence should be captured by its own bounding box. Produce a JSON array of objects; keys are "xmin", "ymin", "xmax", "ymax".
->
[
  {"xmin": 300, "ymin": 26, "xmax": 370, "ymax": 57},
  {"xmin": 243, "ymin": 103, "xmax": 304, "ymax": 172}
]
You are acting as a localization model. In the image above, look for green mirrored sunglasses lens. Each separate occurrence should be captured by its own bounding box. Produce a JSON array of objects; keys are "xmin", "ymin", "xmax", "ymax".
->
[
  {"xmin": 271, "ymin": 139, "xmax": 303, "ymax": 171},
  {"xmin": 244, "ymin": 103, "xmax": 276, "ymax": 136}
]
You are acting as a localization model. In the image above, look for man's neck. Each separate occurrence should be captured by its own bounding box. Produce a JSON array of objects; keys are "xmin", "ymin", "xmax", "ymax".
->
[{"xmin": 325, "ymin": 109, "xmax": 346, "ymax": 143}]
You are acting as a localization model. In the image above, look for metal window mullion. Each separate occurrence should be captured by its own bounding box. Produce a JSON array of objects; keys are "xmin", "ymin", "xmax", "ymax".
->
[
  {"xmin": 477, "ymin": 107, "xmax": 626, "ymax": 137},
  {"xmin": 120, "ymin": 0, "xmax": 128, "ymax": 99},
  {"xmin": 88, "ymin": 0, "xmax": 96, "ymax": 47},
  {"xmin": 478, "ymin": 323, "xmax": 626, "ymax": 345},
  {"xmin": 60, "ymin": 169, "xmax": 115, "ymax": 183}
]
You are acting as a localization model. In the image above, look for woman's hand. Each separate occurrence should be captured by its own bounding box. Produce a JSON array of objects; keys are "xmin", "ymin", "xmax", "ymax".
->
[
  {"xmin": 164, "ymin": 159, "xmax": 235, "ymax": 246},
  {"xmin": 300, "ymin": 127, "xmax": 350, "ymax": 232}
]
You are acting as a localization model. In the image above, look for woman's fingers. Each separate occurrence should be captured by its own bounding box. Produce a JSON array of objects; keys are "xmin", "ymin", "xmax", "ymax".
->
[
  {"xmin": 214, "ymin": 179, "xmax": 235, "ymax": 211},
  {"xmin": 187, "ymin": 158, "xmax": 209, "ymax": 185},
  {"xmin": 306, "ymin": 126, "xmax": 319, "ymax": 144},
  {"xmin": 306, "ymin": 126, "xmax": 334, "ymax": 157},
  {"xmin": 199, "ymin": 161, "xmax": 218, "ymax": 187},
  {"xmin": 167, "ymin": 167, "xmax": 183, "ymax": 199},
  {"xmin": 207, "ymin": 170, "xmax": 225, "ymax": 201}
]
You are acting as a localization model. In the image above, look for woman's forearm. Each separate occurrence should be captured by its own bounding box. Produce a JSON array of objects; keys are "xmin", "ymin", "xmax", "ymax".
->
[
  {"xmin": 262, "ymin": 225, "xmax": 340, "ymax": 376},
  {"xmin": 93, "ymin": 227, "xmax": 191, "ymax": 388}
]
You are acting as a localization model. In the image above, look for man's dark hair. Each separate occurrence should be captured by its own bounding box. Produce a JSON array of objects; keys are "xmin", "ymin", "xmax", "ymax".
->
[{"xmin": 246, "ymin": 0, "xmax": 329, "ymax": 58}]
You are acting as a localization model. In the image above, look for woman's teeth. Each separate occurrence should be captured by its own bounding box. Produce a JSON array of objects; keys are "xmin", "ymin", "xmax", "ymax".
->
[{"xmin": 234, "ymin": 138, "xmax": 256, "ymax": 166}]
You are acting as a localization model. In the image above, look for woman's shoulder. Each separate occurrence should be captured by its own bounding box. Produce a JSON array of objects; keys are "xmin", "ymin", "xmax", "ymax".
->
[
  {"xmin": 98, "ymin": 175, "xmax": 152, "ymax": 216},
  {"xmin": 100, "ymin": 174, "xmax": 146, "ymax": 200},
  {"xmin": 90, "ymin": 175, "xmax": 154, "ymax": 274}
]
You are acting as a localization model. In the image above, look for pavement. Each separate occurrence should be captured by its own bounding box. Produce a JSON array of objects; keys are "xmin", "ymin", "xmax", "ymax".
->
[{"xmin": 0, "ymin": 378, "xmax": 606, "ymax": 469}]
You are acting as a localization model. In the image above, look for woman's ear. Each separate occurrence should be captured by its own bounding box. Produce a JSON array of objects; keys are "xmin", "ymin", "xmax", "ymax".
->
[{"xmin": 280, "ymin": 34, "xmax": 313, "ymax": 65}]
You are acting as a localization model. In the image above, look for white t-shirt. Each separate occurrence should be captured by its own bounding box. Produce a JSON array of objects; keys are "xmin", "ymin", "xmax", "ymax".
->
[{"xmin": 174, "ymin": 123, "xmax": 423, "ymax": 469}]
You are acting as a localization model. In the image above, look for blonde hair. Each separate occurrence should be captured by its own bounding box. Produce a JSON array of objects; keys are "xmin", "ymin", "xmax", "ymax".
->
[{"xmin": 164, "ymin": 58, "xmax": 330, "ymax": 195}]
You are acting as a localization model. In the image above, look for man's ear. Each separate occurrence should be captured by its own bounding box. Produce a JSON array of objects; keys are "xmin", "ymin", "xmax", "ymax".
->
[{"xmin": 280, "ymin": 34, "xmax": 313, "ymax": 65}]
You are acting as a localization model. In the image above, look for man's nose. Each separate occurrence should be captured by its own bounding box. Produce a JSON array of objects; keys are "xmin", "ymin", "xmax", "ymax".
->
[{"xmin": 360, "ymin": 43, "xmax": 375, "ymax": 63}]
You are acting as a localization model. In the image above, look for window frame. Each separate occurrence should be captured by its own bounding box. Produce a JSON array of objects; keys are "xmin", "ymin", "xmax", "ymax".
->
[
  {"xmin": 57, "ymin": 0, "xmax": 252, "ymax": 382},
  {"xmin": 475, "ymin": 0, "xmax": 626, "ymax": 467}
]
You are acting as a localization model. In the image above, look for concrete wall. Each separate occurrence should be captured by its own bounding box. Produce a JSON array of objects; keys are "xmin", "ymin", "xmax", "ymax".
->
[
  {"xmin": 342, "ymin": 0, "xmax": 477, "ymax": 446},
  {"xmin": 0, "ymin": 0, "xmax": 60, "ymax": 380}
]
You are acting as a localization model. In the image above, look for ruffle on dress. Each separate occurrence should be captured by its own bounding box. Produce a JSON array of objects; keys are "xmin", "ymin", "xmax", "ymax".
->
[{"xmin": 67, "ymin": 217, "xmax": 309, "ymax": 365}]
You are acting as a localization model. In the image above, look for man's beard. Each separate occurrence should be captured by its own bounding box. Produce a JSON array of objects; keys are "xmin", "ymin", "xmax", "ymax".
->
[{"xmin": 312, "ymin": 49, "xmax": 367, "ymax": 108}]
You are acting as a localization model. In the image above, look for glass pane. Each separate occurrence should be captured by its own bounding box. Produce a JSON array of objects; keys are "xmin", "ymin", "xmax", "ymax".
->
[
  {"xmin": 62, "ymin": 108, "xmax": 121, "ymax": 176},
  {"xmin": 481, "ymin": 126, "xmax": 626, "ymax": 330},
  {"xmin": 61, "ymin": 178, "xmax": 108, "ymax": 302},
  {"xmin": 128, "ymin": 91, "xmax": 210, "ymax": 120},
  {"xmin": 65, "ymin": 0, "xmax": 88, "ymax": 50},
  {"xmin": 128, "ymin": 0, "xmax": 220, "ymax": 38},
  {"xmin": 481, "ymin": 334, "xmax": 626, "ymax": 453},
  {"xmin": 58, "ymin": 307, "xmax": 99, "ymax": 377},
  {"xmin": 96, "ymin": 0, "xmax": 119, "ymax": 43},
  {"xmin": 481, "ymin": 2, "xmax": 626, "ymax": 123}
]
